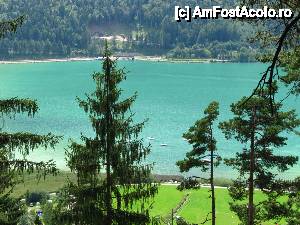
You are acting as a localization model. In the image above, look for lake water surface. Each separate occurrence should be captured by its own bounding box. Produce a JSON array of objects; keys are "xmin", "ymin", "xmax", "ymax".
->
[{"xmin": 1, "ymin": 61, "xmax": 299, "ymax": 178}]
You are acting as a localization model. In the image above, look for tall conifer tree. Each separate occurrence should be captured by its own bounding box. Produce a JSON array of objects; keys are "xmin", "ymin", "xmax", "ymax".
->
[
  {"xmin": 176, "ymin": 101, "xmax": 221, "ymax": 225},
  {"xmin": 219, "ymin": 86, "xmax": 300, "ymax": 225},
  {"xmin": 56, "ymin": 43, "xmax": 158, "ymax": 225},
  {"xmin": 0, "ymin": 17, "xmax": 61, "ymax": 225}
]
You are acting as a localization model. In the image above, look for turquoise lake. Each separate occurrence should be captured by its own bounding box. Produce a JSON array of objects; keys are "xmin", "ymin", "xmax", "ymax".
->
[{"xmin": 0, "ymin": 61, "xmax": 299, "ymax": 178}]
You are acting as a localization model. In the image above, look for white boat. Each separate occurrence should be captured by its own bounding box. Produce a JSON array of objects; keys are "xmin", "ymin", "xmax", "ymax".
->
[
  {"xmin": 147, "ymin": 137, "xmax": 155, "ymax": 141},
  {"xmin": 202, "ymin": 158, "xmax": 211, "ymax": 163},
  {"xmin": 160, "ymin": 143, "xmax": 168, "ymax": 147}
]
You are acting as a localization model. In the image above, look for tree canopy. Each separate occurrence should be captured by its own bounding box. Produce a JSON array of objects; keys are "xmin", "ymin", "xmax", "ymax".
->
[
  {"xmin": 219, "ymin": 86, "xmax": 300, "ymax": 224},
  {"xmin": 0, "ymin": 18, "xmax": 61, "ymax": 224},
  {"xmin": 53, "ymin": 44, "xmax": 158, "ymax": 225},
  {"xmin": 0, "ymin": 0, "xmax": 255, "ymax": 61}
]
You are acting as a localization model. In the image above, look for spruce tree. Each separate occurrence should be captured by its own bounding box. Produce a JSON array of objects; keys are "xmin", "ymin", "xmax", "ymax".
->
[
  {"xmin": 0, "ymin": 87, "xmax": 61, "ymax": 225},
  {"xmin": 219, "ymin": 86, "xmax": 300, "ymax": 225},
  {"xmin": 0, "ymin": 17, "xmax": 61, "ymax": 225},
  {"xmin": 56, "ymin": 43, "xmax": 158, "ymax": 225},
  {"xmin": 176, "ymin": 101, "xmax": 221, "ymax": 225}
]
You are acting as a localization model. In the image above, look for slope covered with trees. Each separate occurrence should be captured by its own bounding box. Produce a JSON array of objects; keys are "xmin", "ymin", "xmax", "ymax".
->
[{"xmin": 0, "ymin": 0, "xmax": 255, "ymax": 61}]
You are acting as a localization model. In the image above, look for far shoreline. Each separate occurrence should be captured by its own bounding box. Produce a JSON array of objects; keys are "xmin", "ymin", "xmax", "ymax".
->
[{"xmin": 0, "ymin": 56, "xmax": 238, "ymax": 64}]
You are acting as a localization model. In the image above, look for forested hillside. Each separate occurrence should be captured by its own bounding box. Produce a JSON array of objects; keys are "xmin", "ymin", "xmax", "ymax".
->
[{"xmin": 0, "ymin": 0, "xmax": 256, "ymax": 61}]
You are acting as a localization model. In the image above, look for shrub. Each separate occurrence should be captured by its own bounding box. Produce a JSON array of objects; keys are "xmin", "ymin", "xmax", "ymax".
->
[
  {"xmin": 25, "ymin": 191, "xmax": 49, "ymax": 205},
  {"xmin": 177, "ymin": 177, "xmax": 200, "ymax": 191}
]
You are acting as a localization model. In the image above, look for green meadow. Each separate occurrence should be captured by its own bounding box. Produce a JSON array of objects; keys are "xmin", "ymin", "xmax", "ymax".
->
[{"xmin": 13, "ymin": 172, "xmax": 284, "ymax": 225}]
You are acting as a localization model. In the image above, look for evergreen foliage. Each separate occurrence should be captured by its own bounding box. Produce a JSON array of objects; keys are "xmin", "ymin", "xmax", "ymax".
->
[
  {"xmin": 54, "ymin": 43, "xmax": 158, "ymax": 225},
  {"xmin": 0, "ymin": 0, "xmax": 255, "ymax": 60},
  {"xmin": 241, "ymin": 0, "xmax": 299, "ymax": 110},
  {"xmin": 281, "ymin": 46, "xmax": 300, "ymax": 96},
  {"xmin": 0, "ymin": 16, "xmax": 25, "ymax": 38},
  {"xmin": 239, "ymin": 2, "xmax": 300, "ymax": 221},
  {"xmin": 176, "ymin": 178, "xmax": 200, "ymax": 191},
  {"xmin": 0, "ymin": 100, "xmax": 61, "ymax": 225},
  {"xmin": 0, "ymin": 18, "xmax": 61, "ymax": 225},
  {"xmin": 177, "ymin": 101, "xmax": 220, "ymax": 225},
  {"xmin": 219, "ymin": 86, "xmax": 300, "ymax": 225},
  {"xmin": 285, "ymin": 178, "xmax": 300, "ymax": 224}
]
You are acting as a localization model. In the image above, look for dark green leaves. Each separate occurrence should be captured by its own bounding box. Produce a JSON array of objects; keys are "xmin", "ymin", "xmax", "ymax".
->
[
  {"xmin": 0, "ymin": 98, "xmax": 38, "ymax": 118},
  {"xmin": 0, "ymin": 16, "xmax": 25, "ymax": 38},
  {"xmin": 61, "ymin": 44, "xmax": 158, "ymax": 225},
  {"xmin": 0, "ymin": 132, "xmax": 61, "ymax": 155},
  {"xmin": 177, "ymin": 101, "xmax": 220, "ymax": 173},
  {"xmin": 219, "ymin": 87, "xmax": 300, "ymax": 224}
]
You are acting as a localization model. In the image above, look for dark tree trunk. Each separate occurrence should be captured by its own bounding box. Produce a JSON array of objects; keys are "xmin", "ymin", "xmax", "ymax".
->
[
  {"xmin": 105, "ymin": 56, "xmax": 113, "ymax": 225},
  {"xmin": 210, "ymin": 125, "xmax": 216, "ymax": 225},
  {"xmin": 248, "ymin": 106, "xmax": 256, "ymax": 225}
]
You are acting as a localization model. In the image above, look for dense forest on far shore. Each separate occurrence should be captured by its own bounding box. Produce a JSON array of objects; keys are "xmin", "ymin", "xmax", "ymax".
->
[{"xmin": 0, "ymin": 0, "xmax": 258, "ymax": 61}]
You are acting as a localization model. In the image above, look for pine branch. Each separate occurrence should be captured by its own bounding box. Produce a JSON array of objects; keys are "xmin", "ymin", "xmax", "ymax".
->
[
  {"xmin": 0, "ymin": 97, "xmax": 39, "ymax": 117},
  {"xmin": 0, "ymin": 159, "xmax": 57, "ymax": 173},
  {"xmin": 0, "ymin": 132, "xmax": 62, "ymax": 155},
  {"xmin": 243, "ymin": 13, "xmax": 300, "ymax": 113}
]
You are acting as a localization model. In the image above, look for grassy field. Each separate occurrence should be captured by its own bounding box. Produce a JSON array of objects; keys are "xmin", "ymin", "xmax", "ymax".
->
[
  {"xmin": 150, "ymin": 185, "xmax": 185, "ymax": 217},
  {"xmin": 149, "ymin": 186, "xmax": 278, "ymax": 225},
  {"xmin": 179, "ymin": 187, "xmax": 239, "ymax": 224},
  {"xmin": 12, "ymin": 172, "xmax": 77, "ymax": 197},
  {"xmin": 180, "ymin": 188, "xmax": 272, "ymax": 225},
  {"xmin": 12, "ymin": 173, "xmax": 283, "ymax": 225}
]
